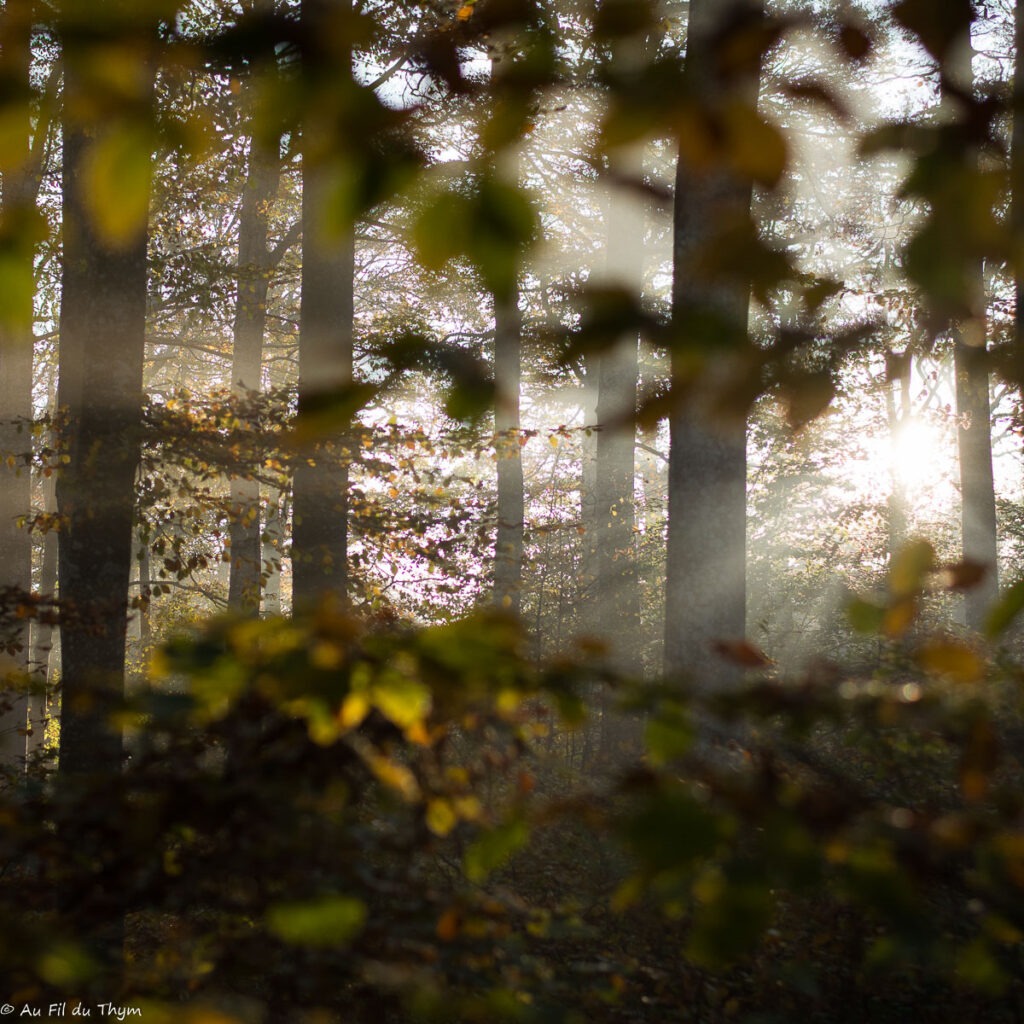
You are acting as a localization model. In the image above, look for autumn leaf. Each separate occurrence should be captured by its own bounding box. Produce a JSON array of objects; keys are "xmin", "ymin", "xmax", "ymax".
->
[
  {"xmin": 712, "ymin": 639, "xmax": 772, "ymax": 668},
  {"xmin": 918, "ymin": 639, "xmax": 985, "ymax": 684}
]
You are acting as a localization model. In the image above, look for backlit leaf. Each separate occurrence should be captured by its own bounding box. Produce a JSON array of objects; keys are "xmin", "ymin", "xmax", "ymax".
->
[
  {"xmin": 81, "ymin": 126, "xmax": 153, "ymax": 248},
  {"xmin": 266, "ymin": 895, "xmax": 366, "ymax": 947},
  {"xmin": 986, "ymin": 577, "xmax": 1024, "ymax": 638},
  {"xmin": 889, "ymin": 539, "xmax": 935, "ymax": 598},
  {"xmin": 918, "ymin": 640, "xmax": 984, "ymax": 684}
]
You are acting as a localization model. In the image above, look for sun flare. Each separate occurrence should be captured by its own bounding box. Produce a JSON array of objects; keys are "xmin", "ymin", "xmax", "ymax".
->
[{"xmin": 890, "ymin": 417, "xmax": 940, "ymax": 491}]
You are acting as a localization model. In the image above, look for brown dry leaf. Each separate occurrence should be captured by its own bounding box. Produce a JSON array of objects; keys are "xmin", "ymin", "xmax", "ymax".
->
[
  {"xmin": 939, "ymin": 559, "xmax": 987, "ymax": 592},
  {"xmin": 712, "ymin": 639, "xmax": 772, "ymax": 668}
]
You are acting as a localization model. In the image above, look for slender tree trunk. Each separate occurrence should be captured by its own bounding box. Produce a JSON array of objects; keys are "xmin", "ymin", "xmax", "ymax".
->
[
  {"xmin": 664, "ymin": 0, "xmax": 760, "ymax": 689},
  {"xmin": 228, "ymin": 139, "xmax": 279, "ymax": 614},
  {"xmin": 579, "ymin": 369, "xmax": 598, "ymax": 617},
  {"xmin": 493, "ymin": 290, "xmax": 524, "ymax": 612},
  {"xmin": 27, "ymin": 468, "xmax": 57, "ymax": 756},
  {"xmin": 949, "ymin": 21, "xmax": 998, "ymax": 630},
  {"xmin": 0, "ymin": 0, "xmax": 36, "ymax": 768},
  {"xmin": 955, "ymin": 337, "xmax": 998, "ymax": 626},
  {"xmin": 1015, "ymin": 0, "xmax": 1024, "ymax": 371},
  {"xmin": 887, "ymin": 348, "xmax": 911, "ymax": 561},
  {"xmin": 262, "ymin": 486, "xmax": 284, "ymax": 615},
  {"xmin": 291, "ymin": 0, "xmax": 354, "ymax": 611},
  {"xmin": 491, "ymin": 49, "xmax": 525, "ymax": 615},
  {"xmin": 592, "ymin": 182, "xmax": 642, "ymax": 676},
  {"xmin": 137, "ymin": 539, "xmax": 151, "ymax": 649}
]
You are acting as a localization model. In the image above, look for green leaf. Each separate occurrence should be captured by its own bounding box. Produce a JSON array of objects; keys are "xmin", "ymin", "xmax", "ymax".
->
[
  {"xmin": 985, "ymin": 577, "xmax": 1024, "ymax": 638},
  {"xmin": 266, "ymin": 895, "xmax": 366, "ymax": 948},
  {"xmin": 645, "ymin": 711, "xmax": 693, "ymax": 766},
  {"xmin": 686, "ymin": 880, "xmax": 774, "ymax": 967},
  {"xmin": 464, "ymin": 817, "xmax": 529, "ymax": 882},
  {"xmin": 412, "ymin": 175, "xmax": 538, "ymax": 302},
  {"xmin": 892, "ymin": 0, "xmax": 972, "ymax": 63},
  {"xmin": 847, "ymin": 597, "xmax": 886, "ymax": 635},
  {"xmin": 623, "ymin": 790, "xmax": 721, "ymax": 870},
  {"xmin": 293, "ymin": 382, "xmax": 378, "ymax": 443},
  {"xmin": 37, "ymin": 943, "xmax": 97, "ymax": 986}
]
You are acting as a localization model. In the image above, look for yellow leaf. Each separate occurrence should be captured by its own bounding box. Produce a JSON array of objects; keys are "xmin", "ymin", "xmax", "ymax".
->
[
  {"xmin": 918, "ymin": 640, "xmax": 985, "ymax": 684},
  {"xmin": 426, "ymin": 798, "xmax": 458, "ymax": 837},
  {"xmin": 339, "ymin": 692, "xmax": 369, "ymax": 730},
  {"xmin": 453, "ymin": 795, "xmax": 482, "ymax": 821},
  {"xmin": 372, "ymin": 673, "xmax": 431, "ymax": 729},
  {"xmin": 890, "ymin": 539, "xmax": 936, "ymax": 598},
  {"xmin": 883, "ymin": 597, "xmax": 917, "ymax": 638},
  {"xmin": 457, "ymin": 3, "xmax": 474, "ymax": 20},
  {"xmin": 81, "ymin": 126, "xmax": 153, "ymax": 248}
]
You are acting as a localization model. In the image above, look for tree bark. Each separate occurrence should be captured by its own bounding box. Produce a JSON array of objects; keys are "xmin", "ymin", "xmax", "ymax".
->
[
  {"xmin": 664, "ymin": 0, "xmax": 760, "ymax": 689},
  {"xmin": 949, "ymin": 18, "xmax": 998, "ymax": 630},
  {"xmin": 27, "ymin": 468, "xmax": 58, "ymax": 756},
  {"xmin": 493, "ymin": 290, "xmax": 524, "ymax": 612},
  {"xmin": 591, "ymin": 163, "xmax": 643, "ymax": 676},
  {"xmin": 54, "ymin": 0, "xmax": 155, "ymax": 985},
  {"xmin": 56, "ymin": 5, "xmax": 154, "ymax": 777},
  {"xmin": 291, "ymin": 0, "xmax": 355, "ymax": 611},
  {"xmin": 227, "ymin": 138, "xmax": 279, "ymax": 615},
  {"xmin": 0, "ymin": 0, "xmax": 36, "ymax": 768}
]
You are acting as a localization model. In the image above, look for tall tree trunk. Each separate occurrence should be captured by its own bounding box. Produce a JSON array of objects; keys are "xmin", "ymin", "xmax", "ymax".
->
[
  {"xmin": 262, "ymin": 486, "xmax": 284, "ymax": 615},
  {"xmin": 491, "ymin": 49, "xmax": 525, "ymax": 615},
  {"xmin": 291, "ymin": 0, "xmax": 354, "ymax": 611},
  {"xmin": 591, "ymin": 170, "xmax": 643, "ymax": 676},
  {"xmin": 664, "ymin": 0, "xmax": 760, "ymax": 689},
  {"xmin": 0, "ymin": 0, "xmax": 36, "ymax": 768},
  {"xmin": 950, "ymin": 19, "xmax": 998, "ymax": 630},
  {"xmin": 1015, "ymin": 0, "xmax": 1024, "ymax": 373},
  {"xmin": 54, "ymin": 0, "xmax": 155, "ymax": 984},
  {"xmin": 493, "ymin": 290, "xmax": 524, "ymax": 612},
  {"xmin": 886, "ymin": 348, "xmax": 911, "ymax": 562},
  {"xmin": 578, "ymin": 368, "xmax": 598, "ymax": 621},
  {"xmin": 56, "ymin": 10, "xmax": 153, "ymax": 779},
  {"xmin": 228, "ymin": 139, "xmax": 279, "ymax": 614}
]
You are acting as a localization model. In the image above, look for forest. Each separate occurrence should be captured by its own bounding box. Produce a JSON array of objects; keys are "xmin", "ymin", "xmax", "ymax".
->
[{"xmin": 5, "ymin": 0, "xmax": 1024, "ymax": 1020}]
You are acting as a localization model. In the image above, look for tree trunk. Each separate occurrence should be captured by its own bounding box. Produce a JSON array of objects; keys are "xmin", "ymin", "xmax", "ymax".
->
[
  {"xmin": 950, "ymin": 19, "xmax": 998, "ymax": 631},
  {"xmin": 955, "ymin": 338, "xmax": 998, "ymax": 627},
  {"xmin": 664, "ymin": 0, "xmax": 760, "ymax": 689},
  {"xmin": 578, "ymin": 367, "xmax": 598, "ymax": 621},
  {"xmin": 262, "ymin": 486, "xmax": 284, "ymax": 615},
  {"xmin": 591, "ymin": 171, "xmax": 643, "ymax": 676},
  {"xmin": 56, "ymin": 15, "xmax": 152, "ymax": 780},
  {"xmin": 0, "ymin": 0, "xmax": 36, "ymax": 768},
  {"xmin": 27, "ymin": 468, "xmax": 58, "ymax": 756},
  {"xmin": 291, "ymin": 0, "xmax": 354, "ymax": 611},
  {"xmin": 54, "ymin": 0, "xmax": 155, "ymax": 985},
  {"xmin": 493, "ymin": 290, "xmax": 524, "ymax": 612},
  {"xmin": 887, "ymin": 348, "xmax": 911, "ymax": 562},
  {"xmin": 228, "ymin": 139, "xmax": 279, "ymax": 615}
]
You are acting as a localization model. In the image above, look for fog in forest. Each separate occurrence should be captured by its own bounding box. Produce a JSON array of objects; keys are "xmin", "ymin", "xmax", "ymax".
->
[{"xmin": 2, "ymin": 1, "xmax": 1024, "ymax": 1021}]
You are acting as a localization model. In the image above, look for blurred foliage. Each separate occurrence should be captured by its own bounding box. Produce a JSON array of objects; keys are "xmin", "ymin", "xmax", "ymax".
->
[
  {"xmin": 7, "ymin": 550, "xmax": 1024, "ymax": 1021},
  {"xmin": 5, "ymin": 0, "xmax": 1024, "ymax": 1021}
]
